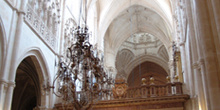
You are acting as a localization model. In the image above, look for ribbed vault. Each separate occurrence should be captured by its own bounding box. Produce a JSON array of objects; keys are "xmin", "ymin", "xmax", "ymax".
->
[{"xmin": 104, "ymin": 3, "xmax": 173, "ymax": 71}]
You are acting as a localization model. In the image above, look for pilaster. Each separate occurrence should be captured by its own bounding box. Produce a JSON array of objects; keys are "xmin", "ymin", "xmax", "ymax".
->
[{"xmin": 192, "ymin": 0, "xmax": 220, "ymax": 109}]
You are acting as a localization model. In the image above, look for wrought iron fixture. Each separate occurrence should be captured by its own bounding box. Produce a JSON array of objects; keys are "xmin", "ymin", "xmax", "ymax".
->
[
  {"xmin": 48, "ymin": 0, "xmax": 113, "ymax": 109},
  {"xmin": 52, "ymin": 26, "xmax": 113, "ymax": 109}
]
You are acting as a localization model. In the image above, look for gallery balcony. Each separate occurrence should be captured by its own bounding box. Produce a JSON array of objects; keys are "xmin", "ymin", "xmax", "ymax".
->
[{"xmin": 55, "ymin": 78, "xmax": 189, "ymax": 110}]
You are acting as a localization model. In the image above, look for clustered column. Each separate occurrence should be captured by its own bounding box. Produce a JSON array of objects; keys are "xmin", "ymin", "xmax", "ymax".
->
[{"xmin": 191, "ymin": 0, "xmax": 220, "ymax": 110}]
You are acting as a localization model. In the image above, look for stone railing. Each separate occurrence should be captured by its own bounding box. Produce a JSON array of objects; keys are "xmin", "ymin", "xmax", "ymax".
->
[
  {"xmin": 111, "ymin": 77, "xmax": 184, "ymax": 100},
  {"xmin": 89, "ymin": 81, "xmax": 189, "ymax": 110},
  {"xmin": 126, "ymin": 82, "xmax": 183, "ymax": 99}
]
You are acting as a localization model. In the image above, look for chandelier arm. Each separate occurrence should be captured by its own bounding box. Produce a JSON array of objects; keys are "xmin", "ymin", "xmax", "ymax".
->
[
  {"xmin": 52, "ymin": 60, "xmax": 71, "ymax": 97},
  {"xmin": 53, "ymin": 62, "xmax": 64, "ymax": 88},
  {"xmin": 52, "ymin": 72, "xmax": 63, "ymax": 97},
  {"xmin": 52, "ymin": 87, "xmax": 63, "ymax": 97}
]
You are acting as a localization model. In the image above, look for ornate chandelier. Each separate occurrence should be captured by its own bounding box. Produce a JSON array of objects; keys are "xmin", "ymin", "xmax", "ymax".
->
[
  {"xmin": 49, "ymin": 1, "xmax": 113, "ymax": 109},
  {"xmin": 52, "ymin": 25, "xmax": 113, "ymax": 109}
]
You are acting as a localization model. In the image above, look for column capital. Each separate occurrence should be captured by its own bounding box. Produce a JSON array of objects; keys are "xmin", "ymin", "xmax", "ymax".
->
[
  {"xmin": 192, "ymin": 62, "xmax": 200, "ymax": 69},
  {"xmin": 0, "ymin": 79, "xmax": 8, "ymax": 84},
  {"xmin": 7, "ymin": 81, "xmax": 16, "ymax": 88},
  {"xmin": 198, "ymin": 58, "xmax": 205, "ymax": 66},
  {"xmin": 192, "ymin": 59, "xmax": 204, "ymax": 70},
  {"xmin": 0, "ymin": 79, "xmax": 8, "ymax": 88}
]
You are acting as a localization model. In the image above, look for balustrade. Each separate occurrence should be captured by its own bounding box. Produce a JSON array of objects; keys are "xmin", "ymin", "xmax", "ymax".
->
[
  {"xmin": 55, "ymin": 81, "xmax": 188, "ymax": 110},
  {"xmin": 24, "ymin": 0, "xmax": 61, "ymax": 50},
  {"xmin": 112, "ymin": 82, "xmax": 183, "ymax": 100}
]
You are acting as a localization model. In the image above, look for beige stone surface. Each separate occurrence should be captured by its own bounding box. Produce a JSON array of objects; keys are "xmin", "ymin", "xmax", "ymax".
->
[{"xmin": 0, "ymin": 0, "xmax": 219, "ymax": 110}]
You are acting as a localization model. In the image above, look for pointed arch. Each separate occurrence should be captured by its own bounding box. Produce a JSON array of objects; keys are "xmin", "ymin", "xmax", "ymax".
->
[
  {"xmin": 12, "ymin": 57, "xmax": 42, "ymax": 110},
  {"xmin": 127, "ymin": 61, "xmax": 168, "ymax": 87},
  {"xmin": 16, "ymin": 48, "xmax": 50, "ymax": 82},
  {"xmin": 124, "ymin": 54, "xmax": 169, "ymax": 80},
  {"xmin": 14, "ymin": 47, "xmax": 51, "ymax": 107},
  {"xmin": 103, "ymin": 3, "xmax": 173, "ymax": 68}
]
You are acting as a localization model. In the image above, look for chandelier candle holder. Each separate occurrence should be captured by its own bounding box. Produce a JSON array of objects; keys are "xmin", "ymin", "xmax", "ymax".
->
[{"xmin": 51, "ymin": 26, "xmax": 113, "ymax": 110}]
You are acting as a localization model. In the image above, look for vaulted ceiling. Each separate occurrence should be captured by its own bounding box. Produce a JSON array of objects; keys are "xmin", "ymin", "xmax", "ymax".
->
[
  {"xmin": 99, "ymin": 0, "xmax": 173, "ymax": 80},
  {"xmin": 106, "ymin": 5, "xmax": 171, "ymax": 50},
  {"xmin": 101, "ymin": 0, "xmax": 173, "ymax": 55}
]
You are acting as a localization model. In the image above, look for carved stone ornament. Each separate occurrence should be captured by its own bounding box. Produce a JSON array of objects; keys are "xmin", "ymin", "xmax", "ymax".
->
[{"xmin": 112, "ymin": 79, "xmax": 128, "ymax": 99}]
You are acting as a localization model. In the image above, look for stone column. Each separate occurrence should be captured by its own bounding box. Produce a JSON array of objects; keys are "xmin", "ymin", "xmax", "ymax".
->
[
  {"xmin": 192, "ymin": 0, "xmax": 220, "ymax": 110},
  {"xmin": 7, "ymin": 0, "xmax": 28, "ymax": 80},
  {"xmin": 3, "ymin": 0, "xmax": 28, "ymax": 110},
  {"xmin": 192, "ymin": 62, "xmax": 207, "ymax": 110},
  {"xmin": 184, "ymin": 0, "xmax": 197, "ymax": 97},
  {"xmin": 211, "ymin": 0, "xmax": 220, "ymax": 37},
  {"xmin": 187, "ymin": 1, "xmax": 208, "ymax": 107},
  {"xmin": 179, "ymin": 43, "xmax": 190, "ymax": 93},
  {"xmin": 4, "ymin": 82, "xmax": 15, "ymax": 110},
  {"xmin": 210, "ymin": 0, "xmax": 220, "ymax": 83},
  {"xmin": 0, "ymin": 80, "xmax": 7, "ymax": 110},
  {"xmin": 199, "ymin": 59, "xmax": 210, "ymax": 110}
]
